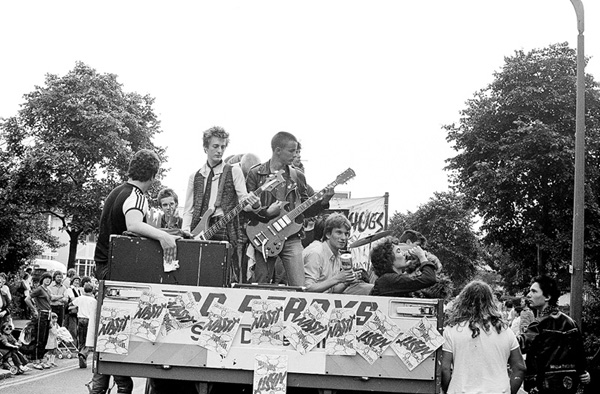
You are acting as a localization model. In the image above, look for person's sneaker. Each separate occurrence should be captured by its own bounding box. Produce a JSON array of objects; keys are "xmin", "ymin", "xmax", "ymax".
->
[
  {"xmin": 31, "ymin": 363, "xmax": 44, "ymax": 370},
  {"xmin": 41, "ymin": 363, "xmax": 51, "ymax": 369},
  {"xmin": 21, "ymin": 366, "xmax": 30, "ymax": 372},
  {"xmin": 78, "ymin": 353, "xmax": 87, "ymax": 368},
  {"xmin": 50, "ymin": 362, "xmax": 58, "ymax": 368}
]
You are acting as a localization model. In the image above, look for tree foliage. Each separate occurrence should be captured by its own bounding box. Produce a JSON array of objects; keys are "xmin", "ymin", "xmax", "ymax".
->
[
  {"xmin": 0, "ymin": 149, "xmax": 60, "ymax": 273},
  {"xmin": 1, "ymin": 62, "xmax": 166, "ymax": 269},
  {"xmin": 444, "ymin": 43, "xmax": 600, "ymax": 289},
  {"xmin": 389, "ymin": 191, "xmax": 480, "ymax": 290}
]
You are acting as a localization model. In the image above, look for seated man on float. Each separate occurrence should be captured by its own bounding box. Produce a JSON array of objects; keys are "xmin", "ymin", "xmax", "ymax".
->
[
  {"xmin": 369, "ymin": 237, "xmax": 438, "ymax": 297},
  {"xmin": 303, "ymin": 213, "xmax": 373, "ymax": 295}
]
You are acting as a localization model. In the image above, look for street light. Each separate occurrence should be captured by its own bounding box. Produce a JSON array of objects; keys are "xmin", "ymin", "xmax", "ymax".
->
[{"xmin": 569, "ymin": 0, "xmax": 585, "ymax": 326}]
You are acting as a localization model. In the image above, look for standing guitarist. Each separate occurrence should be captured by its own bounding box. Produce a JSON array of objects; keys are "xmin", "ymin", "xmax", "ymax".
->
[
  {"xmin": 245, "ymin": 131, "xmax": 334, "ymax": 286},
  {"xmin": 181, "ymin": 126, "xmax": 259, "ymax": 265}
]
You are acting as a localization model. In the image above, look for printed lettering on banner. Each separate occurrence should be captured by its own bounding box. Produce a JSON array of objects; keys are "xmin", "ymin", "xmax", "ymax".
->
[
  {"xmin": 325, "ymin": 308, "xmax": 357, "ymax": 356},
  {"xmin": 160, "ymin": 291, "xmax": 202, "ymax": 337},
  {"xmin": 391, "ymin": 317, "xmax": 444, "ymax": 371},
  {"xmin": 196, "ymin": 300, "xmax": 242, "ymax": 357},
  {"xmin": 97, "ymin": 302, "xmax": 136, "ymax": 354},
  {"xmin": 250, "ymin": 299, "xmax": 284, "ymax": 347},
  {"xmin": 253, "ymin": 354, "xmax": 287, "ymax": 394},
  {"xmin": 355, "ymin": 309, "xmax": 401, "ymax": 364},
  {"xmin": 131, "ymin": 290, "xmax": 168, "ymax": 342},
  {"xmin": 282, "ymin": 302, "xmax": 329, "ymax": 355}
]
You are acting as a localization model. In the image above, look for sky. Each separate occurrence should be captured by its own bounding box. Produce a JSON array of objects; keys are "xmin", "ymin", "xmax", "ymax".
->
[{"xmin": 1, "ymin": 0, "xmax": 599, "ymax": 216}]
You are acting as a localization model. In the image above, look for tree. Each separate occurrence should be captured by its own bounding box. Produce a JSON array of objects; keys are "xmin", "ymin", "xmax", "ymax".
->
[
  {"xmin": 445, "ymin": 43, "xmax": 600, "ymax": 289},
  {"xmin": 0, "ymin": 148, "xmax": 60, "ymax": 273},
  {"xmin": 389, "ymin": 191, "xmax": 480, "ymax": 290},
  {"xmin": 1, "ymin": 62, "xmax": 166, "ymax": 269}
]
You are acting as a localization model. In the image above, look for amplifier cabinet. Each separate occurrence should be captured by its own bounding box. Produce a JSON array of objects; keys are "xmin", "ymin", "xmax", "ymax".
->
[{"xmin": 108, "ymin": 235, "xmax": 231, "ymax": 287}]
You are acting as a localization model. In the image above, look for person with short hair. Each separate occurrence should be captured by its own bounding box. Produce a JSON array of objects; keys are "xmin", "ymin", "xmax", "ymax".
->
[
  {"xmin": 94, "ymin": 149, "xmax": 179, "ymax": 281},
  {"xmin": 152, "ymin": 187, "xmax": 183, "ymax": 230},
  {"xmin": 92, "ymin": 149, "xmax": 179, "ymax": 394},
  {"xmin": 369, "ymin": 237, "xmax": 438, "ymax": 297},
  {"xmin": 73, "ymin": 282, "xmax": 96, "ymax": 368},
  {"xmin": 245, "ymin": 131, "xmax": 334, "ymax": 286},
  {"xmin": 441, "ymin": 280, "xmax": 526, "ymax": 394},
  {"xmin": 47, "ymin": 270, "xmax": 68, "ymax": 327},
  {"xmin": 25, "ymin": 271, "xmax": 53, "ymax": 369},
  {"xmin": 519, "ymin": 275, "xmax": 591, "ymax": 393},
  {"xmin": 303, "ymin": 213, "xmax": 372, "ymax": 294},
  {"xmin": 181, "ymin": 127, "xmax": 259, "ymax": 282},
  {"xmin": 63, "ymin": 268, "xmax": 77, "ymax": 289}
]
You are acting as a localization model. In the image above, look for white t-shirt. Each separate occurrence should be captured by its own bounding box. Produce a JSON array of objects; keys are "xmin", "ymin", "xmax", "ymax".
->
[
  {"xmin": 443, "ymin": 322, "xmax": 519, "ymax": 394},
  {"xmin": 73, "ymin": 294, "xmax": 97, "ymax": 319}
]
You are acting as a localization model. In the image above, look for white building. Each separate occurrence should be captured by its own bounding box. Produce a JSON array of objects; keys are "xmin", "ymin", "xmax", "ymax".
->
[{"xmin": 40, "ymin": 214, "xmax": 96, "ymax": 278}]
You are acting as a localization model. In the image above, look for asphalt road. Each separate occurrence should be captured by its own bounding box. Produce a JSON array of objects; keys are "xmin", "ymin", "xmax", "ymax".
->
[{"xmin": 0, "ymin": 357, "xmax": 146, "ymax": 394}]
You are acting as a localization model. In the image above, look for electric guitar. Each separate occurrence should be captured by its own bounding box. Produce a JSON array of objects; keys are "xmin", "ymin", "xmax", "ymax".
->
[
  {"xmin": 191, "ymin": 171, "xmax": 285, "ymax": 240},
  {"xmin": 246, "ymin": 168, "xmax": 356, "ymax": 258}
]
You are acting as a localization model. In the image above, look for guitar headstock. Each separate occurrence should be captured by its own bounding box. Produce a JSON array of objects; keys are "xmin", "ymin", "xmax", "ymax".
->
[
  {"xmin": 260, "ymin": 170, "xmax": 286, "ymax": 193},
  {"xmin": 335, "ymin": 168, "xmax": 356, "ymax": 185}
]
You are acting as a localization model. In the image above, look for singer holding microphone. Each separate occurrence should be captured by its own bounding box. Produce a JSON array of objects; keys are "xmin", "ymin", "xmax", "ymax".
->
[{"xmin": 303, "ymin": 213, "xmax": 373, "ymax": 294}]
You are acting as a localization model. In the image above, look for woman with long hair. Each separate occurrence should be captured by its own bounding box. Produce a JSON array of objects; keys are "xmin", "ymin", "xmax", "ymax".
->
[{"xmin": 441, "ymin": 280, "xmax": 525, "ymax": 394}]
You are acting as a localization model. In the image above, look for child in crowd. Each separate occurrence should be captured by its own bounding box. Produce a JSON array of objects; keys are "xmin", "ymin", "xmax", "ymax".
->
[
  {"xmin": 0, "ymin": 322, "xmax": 30, "ymax": 374},
  {"xmin": 44, "ymin": 312, "xmax": 59, "ymax": 367}
]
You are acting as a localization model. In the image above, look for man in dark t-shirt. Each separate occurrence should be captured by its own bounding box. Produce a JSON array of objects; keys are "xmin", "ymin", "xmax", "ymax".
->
[{"xmin": 90, "ymin": 149, "xmax": 178, "ymax": 394}]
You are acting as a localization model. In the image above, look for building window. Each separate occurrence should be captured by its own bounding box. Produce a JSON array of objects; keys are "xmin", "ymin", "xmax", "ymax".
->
[{"xmin": 75, "ymin": 259, "xmax": 95, "ymax": 278}]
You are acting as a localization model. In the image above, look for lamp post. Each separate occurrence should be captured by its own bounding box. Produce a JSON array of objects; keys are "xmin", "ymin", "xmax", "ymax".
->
[{"xmin": 569, "ymin": 0, "xmax": 585, "ymax": 327}]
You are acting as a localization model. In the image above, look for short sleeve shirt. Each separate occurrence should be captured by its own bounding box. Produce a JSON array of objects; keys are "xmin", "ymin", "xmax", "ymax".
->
[
  {"xmin": 303, "ymin": 241, "xmax": 342, "ymax": 293},
  {"xmin": 443, "ymin": 322, "xmax": 519, "ymax": 394},
  {"xmin": 30, "ymin": 286, "xmax": 52, "ymax": 311},
  {"xmin": 94, "ymin": 182, "xmax": 149, "ymax": 269}
]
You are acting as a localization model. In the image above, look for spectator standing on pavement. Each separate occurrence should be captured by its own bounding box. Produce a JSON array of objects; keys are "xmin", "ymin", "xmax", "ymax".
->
[
  {"xmin": 519, "ymin": 275, "xmax": 591, "ymax": 394},
  {"xmin": 25, "ymin": 272, "xmax": 53, "ymax": 370},
  {"xmin": 65, "ymin": 276, "xmax": 81, "ymax": 346},
  {"xmin": 72, "ymin": 282, "xmax": 96, "ymax": 368},
  {"xmin": 47, "ymin": 271, "xmax": 68, "ymax": 327},
  {"xmin": 519, "ymin": 296, "xmax": 535, "ymax": 334},
  {"xmin": 441, "ymin": 280, "xmax": 526, "ymax": 394},
  {"xmin": 63, "ymin": 268, "xmax": 77, "ymax": 289}
]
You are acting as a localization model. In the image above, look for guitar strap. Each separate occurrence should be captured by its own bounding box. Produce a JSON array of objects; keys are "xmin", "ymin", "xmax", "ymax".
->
[{"xmin": 214, "ymin": 163, "xmax": 231, "ymax": 209}]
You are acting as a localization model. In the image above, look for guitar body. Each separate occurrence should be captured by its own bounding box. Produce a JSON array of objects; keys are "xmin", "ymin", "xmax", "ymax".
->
[
  {"xmin": 246, "ymin": 168, "xmax": 356, "ymax": 259},
  {"xmin": 246, "ymin": 208, "xmax": 303, "ymax": 258},
  {"xmin": 193, "ymin": 208, "xmax": 214, "ymax": 240}
]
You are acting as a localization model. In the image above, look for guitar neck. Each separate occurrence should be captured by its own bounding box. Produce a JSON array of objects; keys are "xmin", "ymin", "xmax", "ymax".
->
[
  {"xmin": 286, "ymin": 181, "xmax": 339, "ymax": 221},
  {"xmin": 203, "ymin": 189, "xmax": 260, "ymax": 239}
]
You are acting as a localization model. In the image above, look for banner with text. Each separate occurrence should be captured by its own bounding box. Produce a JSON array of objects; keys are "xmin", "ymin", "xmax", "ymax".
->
[{"xmin": 329, "ymin": 195, "xmax": 387, "ymax": 272}]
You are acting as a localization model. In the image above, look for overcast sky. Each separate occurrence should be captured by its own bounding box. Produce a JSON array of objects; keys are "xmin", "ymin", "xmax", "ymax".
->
[{"xmin": 1, "ymin": 0, "xmax": 598, "ymax": 215}]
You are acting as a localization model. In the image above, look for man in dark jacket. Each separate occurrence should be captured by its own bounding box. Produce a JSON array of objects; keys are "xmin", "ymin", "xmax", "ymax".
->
[
  {"xmin": 245, "ymin": 131, "xmax": 334, "ymax": 286},
  {"xmin": 519, "ymin": 275, "xmax": 590, "ymax": 394}
]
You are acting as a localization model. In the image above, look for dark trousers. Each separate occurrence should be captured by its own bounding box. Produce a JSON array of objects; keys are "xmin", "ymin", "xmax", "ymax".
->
[
  {"xmin": 77, "ymin": 317, "xmax": 89, "ymax": 351},
  {"xmin": 51, "ymin": 304, "xmax": 65, "ymax": 327},
  {"xmin": 33, "ymin": 310, "xmax": 50, "ymax": 360},
  {"xmin": 91, "ymin": 373, "xmax": 133, "ymax": 394}
]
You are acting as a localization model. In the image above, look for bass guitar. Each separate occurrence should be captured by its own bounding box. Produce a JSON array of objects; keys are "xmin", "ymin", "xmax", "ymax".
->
[
  {"xmin": 192, "ymin": 171, "xmax": 285, "ymax": 240},
  {"xmin": 246, "ymin": 168, "xmax": 355, "ymax": 258}
]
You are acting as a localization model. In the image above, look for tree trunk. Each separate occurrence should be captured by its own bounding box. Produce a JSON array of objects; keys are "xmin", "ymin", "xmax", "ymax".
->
[{"xmin": 66, "ymin": 229, "xmax": 81, "ymax": 270}]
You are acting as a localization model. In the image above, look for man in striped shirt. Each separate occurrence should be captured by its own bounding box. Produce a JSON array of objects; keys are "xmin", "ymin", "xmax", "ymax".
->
[{"xmin": 91, "ymin": 149, "xmax": 178, "ymax": 394}]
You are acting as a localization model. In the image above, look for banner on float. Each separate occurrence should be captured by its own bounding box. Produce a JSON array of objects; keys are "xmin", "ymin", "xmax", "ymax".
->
[{"xmin": 329, "ymin": 195, "xmax": 387, "ymax": 272}]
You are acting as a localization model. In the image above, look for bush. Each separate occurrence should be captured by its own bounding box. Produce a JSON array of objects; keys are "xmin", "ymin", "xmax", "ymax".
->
[{"xmin": 582, "ymin": 285, "xmax": 600, "ymax": 358}]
